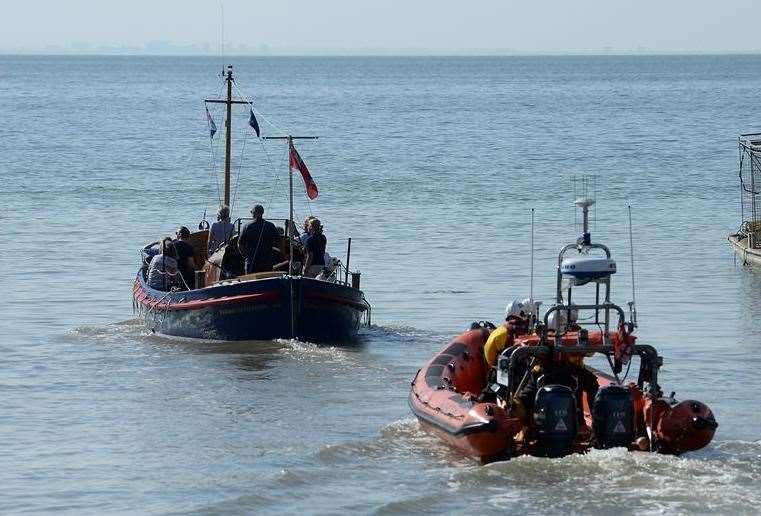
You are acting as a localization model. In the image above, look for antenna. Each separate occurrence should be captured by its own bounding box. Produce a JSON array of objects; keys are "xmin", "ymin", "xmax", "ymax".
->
[
  {"xmin": 529, "ymin": 208, "xmax": 538, "ymax": 330},
  {"xmin": 627, "ymin": 205, "xmax": 638, "ymax": 328},
  {"xmin": 570, "ymin": 175, "xmax": 598, "ymax": 247},
  {"xmin": 530, "ymin": 208, "xmax": 535, "ymax": 302},
  {"xmin": 220, "ymin": 0, "xmax": 225, "ymax": 75}
]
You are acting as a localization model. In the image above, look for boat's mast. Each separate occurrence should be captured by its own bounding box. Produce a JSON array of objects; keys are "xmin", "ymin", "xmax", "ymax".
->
[
  {"xmin": 288, "ymin": 135, "xmax": 294, "ymax": 275},
  {"xmin": 288, "ymin": 136, "xmax": 295, "ymax": 339},
  {"xmin": 223, "ymin": 65, "xmax": 233, "ymax": 207}
]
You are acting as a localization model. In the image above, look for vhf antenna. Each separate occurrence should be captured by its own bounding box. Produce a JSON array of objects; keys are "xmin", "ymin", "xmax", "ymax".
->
[
  {"xmin": 627, "ymin": 205, "xmax": 638, "ymax": 328},
  {"xmin": 529, "ymin": 208, "xmax": 536, "ymax": 329},
  {"xmin": 220, "ymin": 0, "xmax": 225, "ymax": 76},
  {"xmin": 530, "ymin": 207, "xmax": 535, "ymax": 303}
]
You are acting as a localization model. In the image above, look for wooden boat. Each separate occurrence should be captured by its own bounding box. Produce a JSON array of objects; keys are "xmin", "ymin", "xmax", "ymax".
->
[
  {"xmin": 410, "ymin": 199, "xmax": 717, "ymax": 462},
  {"xmin": 133, "ymin": 65, "xmax": 370, "ymax": 342},
  {"xmin": 729, "ymin": 133, "xmax": 761, "ymax": 266}
]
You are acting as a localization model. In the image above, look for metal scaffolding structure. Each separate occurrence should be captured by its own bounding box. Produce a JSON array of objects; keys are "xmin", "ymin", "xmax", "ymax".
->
[{"xmin": 738, "ymin": 134, "xmax": 761, "ymax": 246}]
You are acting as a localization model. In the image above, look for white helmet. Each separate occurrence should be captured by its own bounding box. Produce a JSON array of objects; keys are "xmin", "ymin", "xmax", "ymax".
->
[
  {"xmin": 547, "ymin": 306, "xmax": 578, "ymax": 331},
  {"xmin": 520, "ymin": 298, "xmax": 537, "ymax": 319},
  {"xmin": 505, "ymin": 299, "xmax": 527, "ymax": 319},
  {"xmin": 547, "ymin": 310, "xmax": 567, "ymax": 331}
]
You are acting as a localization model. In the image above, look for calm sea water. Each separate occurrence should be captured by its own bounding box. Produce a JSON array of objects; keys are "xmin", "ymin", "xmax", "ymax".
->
[{"xmin": 2, "ymin": 55, "xmax": 761, "ymax": 514}]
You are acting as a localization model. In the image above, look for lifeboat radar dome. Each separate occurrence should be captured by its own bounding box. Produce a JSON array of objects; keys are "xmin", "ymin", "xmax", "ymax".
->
[{"xmin": 560, "ymin": 257, "xmax": 616, "ymax": 282}]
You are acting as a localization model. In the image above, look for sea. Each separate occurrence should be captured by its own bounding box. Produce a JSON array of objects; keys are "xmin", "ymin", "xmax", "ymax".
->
[{"xmin": 2, "ymin": 55, "xmax": 761, "ymax": 515}]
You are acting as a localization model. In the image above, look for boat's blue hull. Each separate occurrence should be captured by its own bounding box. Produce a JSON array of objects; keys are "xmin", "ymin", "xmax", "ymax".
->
[{"xmin": 133, "ymin": 272, "xmax": 367, "ymax": 342}]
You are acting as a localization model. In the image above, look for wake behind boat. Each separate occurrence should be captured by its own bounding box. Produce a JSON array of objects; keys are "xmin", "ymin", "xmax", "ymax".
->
[{"xmin": 132, "ymin": 65, "xmax": 370, "ymax": 342}]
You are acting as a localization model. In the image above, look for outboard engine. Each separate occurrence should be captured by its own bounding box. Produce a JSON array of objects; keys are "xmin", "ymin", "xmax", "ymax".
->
[
  {"xmin": 533, "ymin": 385, "xmax": 578, "ymax": 457},
  {"xmin": 592, "ymin": 385, "xmax": 635, "ymax": 449}
]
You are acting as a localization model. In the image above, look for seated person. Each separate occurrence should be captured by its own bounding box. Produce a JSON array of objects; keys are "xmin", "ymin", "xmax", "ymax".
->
[
  {"xmin": 512, "ymin": 356, "xmax": 599, "ymax": 426},
  {"xmin": 208, "ymin": 205, "xmax": 235, "ymax": 256},
  {"xmin": 237, "ymin": 204, "xmax": 279, "ymax": 274},
  {"xmin": 173, "ymin": 226, "xmax": 197, "ymax": 290},
  {"xmin": 484, "ymin": 299, "xmax": 531, "ymax": 368},
  {"xmin": 147, "ymin": 239, "xmax": 179, "ymax": 291},
  {"xmin": 302, "ymin": 218, "xmax": 327, "ymax": 277}
]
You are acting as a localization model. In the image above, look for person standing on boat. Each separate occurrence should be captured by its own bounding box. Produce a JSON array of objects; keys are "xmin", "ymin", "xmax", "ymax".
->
[
  {"xmin": 147, "ymin": 239, "xmax": 179, "ymax": 291},
  {"xmin": 295, "ymin": 216, "xmax": 332, "ymax": 265},
  {"xmin": 173, "ymin": 226, "xmax": 197, "ymax": 290},
  {"xmin": 294, "ymin": 216, "xmax": 315, "ymax": 245},
  {"xmin": 302, "ymin": 218, "xmax": 327, "ymax": 277},
  {"xmin": 238, "ymin": 204, "xmax": 279, "ymax": 274},
  {"xmin": 208, "ymin": 205, "xmax": 235, "ymax": 256}
]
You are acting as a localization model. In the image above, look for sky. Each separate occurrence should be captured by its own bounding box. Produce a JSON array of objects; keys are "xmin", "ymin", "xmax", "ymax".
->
[{"xmin": 0, "ymin": 0, "xmax": 759, "ymax": 55}]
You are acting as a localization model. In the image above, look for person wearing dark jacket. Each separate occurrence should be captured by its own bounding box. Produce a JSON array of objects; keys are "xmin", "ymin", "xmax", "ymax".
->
[
  {"xmin": 173, "ymin": 226, "xmax": 197, "ymax": 289},
  {"xmin": 302, "ymin": 217, "xmax": 327, "ymax": 277},
  {"xmin": 512, "ymin": 357, "xmax": 599, "ymax": 425},
  {"xmin": 238, "ymin": 204, "xmax": 279, "ymax": 274}
]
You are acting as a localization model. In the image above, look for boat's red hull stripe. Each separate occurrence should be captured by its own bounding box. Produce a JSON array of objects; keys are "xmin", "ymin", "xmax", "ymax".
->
[
  {"xmin": 133, "ymin": 279, "xmax": 365, "ymax": 312},
  {"xmin": 302, "ymin": 291, "xmax": 367, "ymax": 311},
  {"xmin": 134, "ymin": 282, "xmax": 280, "ymax": 311}
]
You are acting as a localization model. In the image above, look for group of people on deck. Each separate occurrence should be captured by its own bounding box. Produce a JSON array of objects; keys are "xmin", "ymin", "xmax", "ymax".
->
[
  {"xmin": 145, "ymin": 226, "xmax": 197, "ymax": 291},
  {"xmin": 237, "ymin": 204, "xmax": 328, "ymax": 276},
  {"xmin": 146, "ymin": 203, "xmax": 330, "ymax": 291}
]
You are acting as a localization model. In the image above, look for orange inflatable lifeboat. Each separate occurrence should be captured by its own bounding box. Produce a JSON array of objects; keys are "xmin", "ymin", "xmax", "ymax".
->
[
  {"xmin": 410, "ymin": 323, "xmax": 717, "ymax": 462},
  {"xmin": 410, "ymin": 197, "xmax": 717, "ymax": 462}
]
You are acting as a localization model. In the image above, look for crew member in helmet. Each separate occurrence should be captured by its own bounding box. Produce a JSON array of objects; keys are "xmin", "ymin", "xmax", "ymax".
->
[
  {"xmin": 511, "ymin": 356, "xmax": 599, "ymax": 426},
  {"xmin": 546, "ymin": 305, "xmax": 579, "ymax": 334},
  {"xmin": 510, "ymin": 305, "xmax": 598, "ymax": 425},
  {"xmin": 483, "ymin": 300, "xmax": 530, "ymax": 368}
]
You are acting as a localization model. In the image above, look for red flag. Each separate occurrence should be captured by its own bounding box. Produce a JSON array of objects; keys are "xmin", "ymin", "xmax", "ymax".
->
[{"xmin": 289, "ymin": 142, "xmax": 319, "ymax": 200}]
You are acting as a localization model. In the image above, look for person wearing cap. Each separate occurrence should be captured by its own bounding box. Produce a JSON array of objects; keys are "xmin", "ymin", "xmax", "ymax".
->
[
  {"xmin": 483, "ymin": 300, "xmax": 530, "ymax": 368},
  {"xmin": 208, "ymin": 205, "xmax": 235, "ymax": 256},
  {"xmin": 173, "ymin": 226, "xmax": 197, "ymax": 289},
  {"xmin": 510, "ymin": 304, "xmax": 597, "ymax": 426},
  {"xmin": 238, "ymin": 204, "xmax": 279, "ymax": 274}
]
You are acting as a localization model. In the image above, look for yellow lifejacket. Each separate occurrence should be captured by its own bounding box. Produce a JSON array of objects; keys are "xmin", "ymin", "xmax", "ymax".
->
[{"xmin": 483, "ymin": 324, "xmax": 512, "ymax": 368}]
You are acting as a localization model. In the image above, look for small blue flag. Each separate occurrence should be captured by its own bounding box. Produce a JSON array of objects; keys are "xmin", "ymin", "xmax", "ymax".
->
[
  {"xmin": 205, "ymin": 106, "xmax": 217, "ymax": 139},
  {"xmin": 249, "ymin": 108, "xmax": 260, "ymax": 137}
]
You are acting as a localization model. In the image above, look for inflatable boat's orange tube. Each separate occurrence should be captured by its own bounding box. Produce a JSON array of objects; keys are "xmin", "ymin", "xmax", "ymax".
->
[{"xmin": 409, "ymin": 328, "xmax": 522, "ymax": 462}]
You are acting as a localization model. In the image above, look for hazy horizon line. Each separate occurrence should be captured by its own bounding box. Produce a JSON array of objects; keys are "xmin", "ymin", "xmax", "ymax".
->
[{"xmin": 3, "ymin": 50, "xmax": 761, "ymax": 58}]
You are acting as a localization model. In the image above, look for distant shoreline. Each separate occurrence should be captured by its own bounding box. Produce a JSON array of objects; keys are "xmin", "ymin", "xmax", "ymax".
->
[{"xmin": 2, "ymin": 52, "xmax": 761, "ymax": 58}]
